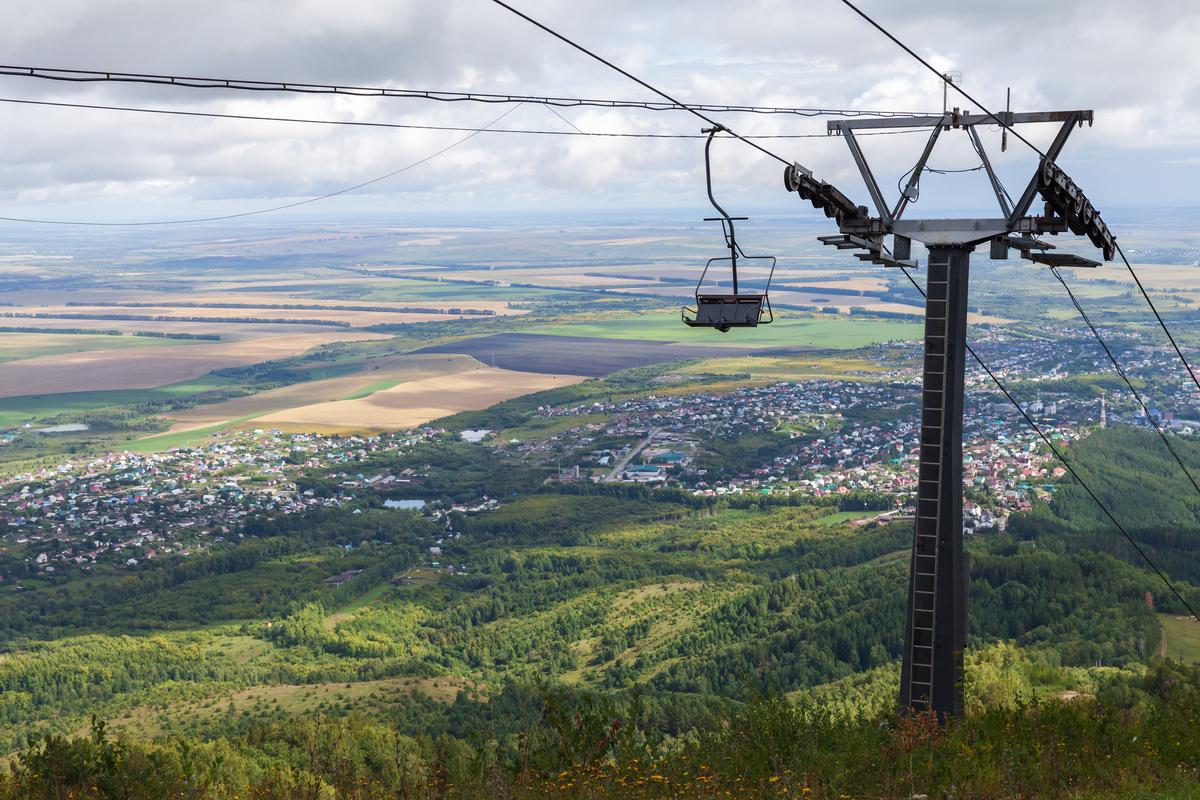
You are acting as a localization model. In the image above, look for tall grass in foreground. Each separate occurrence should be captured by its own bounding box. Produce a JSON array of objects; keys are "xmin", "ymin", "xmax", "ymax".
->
[{"xmin": 3, "ymin": 660, "xmax": 1198, "ymax": 799}]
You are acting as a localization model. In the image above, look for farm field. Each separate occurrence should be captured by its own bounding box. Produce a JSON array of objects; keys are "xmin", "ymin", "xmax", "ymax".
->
[
  {"xmin": 251, "ymin": 366, "xmax": 587, "ymax": 432},
  {"xmin": 351, "ymin": 277, "xmax": 582, "ymax": 303},
  {"xmin": 198, "ymin": 273, "xmax": 577, "ymax": 303},
  {"xmin": 0, "ymin": 331, "xmax": 189, "ymax": 362},
  {"xmin": 669, "ymin": 354, "xmax": 889, "ymax": 381},
  {"xmin": 0, "ymin": 331, "xmax": 387, "ymax": 398},
  {"xmin": 219, "ymin": 290, "xmax": 522, "ymax": 315},
  {"xmin": 2, "ymin": 287, "xmax": 521, "ymax": 317},
  {"xmin": 532, "ymin": 313, "xmax": 923, "ymax": 349},
  {"xmin": 128, "ymin": 416, "xmax": 272, "ymax": 451},
  {"xmin": 0, "ymin": 377, "xmax": 237, "ymax": 428},
  {"xmin": 411, "ymin": 332, "xmax": 808, "ymax": 376},
  {"xmin": 161, "ymin": 353, "xmax": 485, "ymax": 432},
  {"xmin": 404, "ymin": 263, "xmax": 892, "ymax": 293},
  {"xmin": 774, "ymin": 276, "xmax": 892, "ymax": 292},
  {"xmin": 406, "ymin": 267, "xmax": 648, "ymax": 287},
  {"xmin": 612, "ymin": 283, "xmax": 926, "ymax": 315},
  {"xmin": 5, "ymin": 303, "xmax": 469, "ymax": 327},
  {"xmin": 1070, "ymin": 262, "xmax": 1200, "ymax": 309},
  {"xmin": 0, "ymin": 316, "xmax": 344, "ymax": 339}
]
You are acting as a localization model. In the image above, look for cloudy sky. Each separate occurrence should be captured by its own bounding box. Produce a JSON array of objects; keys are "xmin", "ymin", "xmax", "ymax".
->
[{"xmin": 0, "ymin": 0, "xmax": 1195, "ymax": 223}]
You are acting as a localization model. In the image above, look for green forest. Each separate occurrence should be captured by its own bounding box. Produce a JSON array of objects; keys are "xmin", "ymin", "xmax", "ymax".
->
[{"xmin": 0, "ymin": 418, "xmax": 1197, "ymax": 798}]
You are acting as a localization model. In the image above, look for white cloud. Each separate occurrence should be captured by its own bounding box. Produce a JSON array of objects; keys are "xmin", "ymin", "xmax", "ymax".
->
[{"xmin": 0, "ymin": 0, "xmax": 1193, "ymax": 220}]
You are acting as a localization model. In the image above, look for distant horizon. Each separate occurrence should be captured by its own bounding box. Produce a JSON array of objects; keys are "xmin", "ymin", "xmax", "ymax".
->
[{"xmin": 0, "ymin": 203, "xmax": 1196, "ymax": 232}]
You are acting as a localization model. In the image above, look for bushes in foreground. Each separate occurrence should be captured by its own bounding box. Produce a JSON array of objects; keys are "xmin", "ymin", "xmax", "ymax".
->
[{"xmin": 4, "ymin": 660, "xmax": 1199, "ymax": 799}]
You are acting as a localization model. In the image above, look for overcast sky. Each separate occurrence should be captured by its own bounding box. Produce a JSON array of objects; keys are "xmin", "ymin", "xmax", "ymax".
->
[{"xmin": 0, "ymin": 0, "xmax": 1195, "ymax": 223}]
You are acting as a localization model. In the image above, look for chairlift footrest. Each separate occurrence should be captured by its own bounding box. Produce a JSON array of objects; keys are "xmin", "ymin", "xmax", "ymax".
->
[
  {"xmin": 820, "ymin": 233, "xmax": 916, "ymax": 268},
  {"xmin": 854, "ymin": 252, "xmax": 918, "ymax": 269},
  {"xmin": 1027, "ymin": 252, "xmax": 1101, "ymax": 268},
  {"xmin": 819, "ymin": 233, "xmax": 876, "ymax": 251}
]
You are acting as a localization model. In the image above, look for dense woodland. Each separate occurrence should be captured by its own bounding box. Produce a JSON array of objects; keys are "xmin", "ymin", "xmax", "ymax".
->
[{"xmin": 3, "ymin": 659, "xmax": 1198, "ymax": 798}]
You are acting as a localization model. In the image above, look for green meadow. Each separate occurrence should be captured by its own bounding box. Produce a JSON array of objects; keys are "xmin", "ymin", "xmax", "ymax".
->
[
  {"xmin": 0, "ymin": 376, "xmax": 238, "ymax": 428},
  {"xmin": 0, "ymin": 331, "xmax": 191, "ymax": 363},
  {"xmin": 530, "ymin": 312, "xmax": 922, "ymax": 349},
  {"xmin": 1159, "ymin": 612, "xmax": 1200, "ymax": 664}
]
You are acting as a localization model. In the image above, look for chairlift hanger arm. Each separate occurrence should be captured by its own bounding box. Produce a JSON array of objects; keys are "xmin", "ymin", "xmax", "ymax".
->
[
  {"xmin": 702, "ymin": 127, "xmax": 735, "ymax": 227},
  {"xmin": 702, "ymin": 126, "xmax": 742, "ymax": 292}
]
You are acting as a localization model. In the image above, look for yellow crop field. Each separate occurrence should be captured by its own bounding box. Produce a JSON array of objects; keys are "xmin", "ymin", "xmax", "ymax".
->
[
  {"xmin": 1074, "ymin": 262, "xmax": 1200, "ymax": 306},
  {"xmin": 163, "ymin": 354, "xmax": 484, "ymax": 430},
  {"xmin": 253, "ymin": 367, "xmax": 586, "ymax": 432}
]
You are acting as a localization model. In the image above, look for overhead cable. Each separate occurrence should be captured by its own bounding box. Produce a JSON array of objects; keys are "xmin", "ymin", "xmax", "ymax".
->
[
  {"xmin": 897, "ymin": 265, "xmax": 1200, "ymax": 622},
  {"xmin": 1115, "ymin": 242, "xmax": 1200, "ymax": 394},
  {"xmin": 837, "ymin": 0, "xmax": 1199, "ymax": 421},
  {"xmin": 893, "ymin": 158, "xmax": 986, "ymax": 206},
  {"xmin": 0, "ymin": 104, "xmax": 521, "ymax": 226},
  {"xmin": 543, "ymin": 104, "xmax": 587, "ymax": 134},
  {"xmin": 835, "ymin": 0, "xmax": 1046, "ymax": 158},
  {"xmin": 0, "ymin": 64, "xmax": 934, "ymax": 119},
  {"xmin": 485, "ymin": 0, "xmax": 794, "ymax": 167},
  {"xmin": 0, "ymin": 96, "xmax": 926, "ymax": 141},
  {"xmin": 1051, "ymin": 266, "xmax": 1200, "ymax": 497}
]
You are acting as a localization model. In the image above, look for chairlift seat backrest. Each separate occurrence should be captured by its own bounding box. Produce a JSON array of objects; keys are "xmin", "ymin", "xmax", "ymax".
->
[{"xmin": 685, "ymin": 294, "xmax": 766, "ymax": 329}]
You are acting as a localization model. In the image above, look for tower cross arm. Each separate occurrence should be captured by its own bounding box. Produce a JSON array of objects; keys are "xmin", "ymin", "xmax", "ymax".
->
[{"xmin": 827, "ymin": 109, "xmax": 1093, "ymax": 132}]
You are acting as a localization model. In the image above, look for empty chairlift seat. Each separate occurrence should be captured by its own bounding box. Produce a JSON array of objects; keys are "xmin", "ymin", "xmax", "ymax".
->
[
  {"xmin": 680, "ymin": 245, "xmax": 776, "ymax": 333},
  {"xmin": 681, "ymin": 126, "xmax": 777, "ymax": 333}
]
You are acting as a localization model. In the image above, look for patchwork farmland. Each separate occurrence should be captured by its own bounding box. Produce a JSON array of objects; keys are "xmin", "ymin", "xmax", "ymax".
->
[{"xmin": 253, "ymin": 366, "xmax": 586, "ymax": 433}]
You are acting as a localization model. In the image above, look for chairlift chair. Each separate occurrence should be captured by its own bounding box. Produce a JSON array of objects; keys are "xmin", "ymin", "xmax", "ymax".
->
[{"xmin": 682, "ymin": 127, "xmax": 777, "ymax": 333}]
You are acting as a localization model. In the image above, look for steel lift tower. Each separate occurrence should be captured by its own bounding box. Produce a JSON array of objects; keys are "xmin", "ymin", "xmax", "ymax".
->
[{"xmin": 779, "ymin": 107, "xmax": 1116, "ymax": 717}]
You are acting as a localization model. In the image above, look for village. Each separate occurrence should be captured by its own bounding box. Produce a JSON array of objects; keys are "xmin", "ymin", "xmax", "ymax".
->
[
  {"xmin": 503, "ymin": 329, "xmax": 1200, "ymax": 531},
  {"xmin": 514, "ymin": 376, "xmax": 1094, "ymax": 525},
  {"xmin": 0, "ymin": 427, "xmax": 446, "ymax": 580},
  {"xmin": 1, "ymin": 325, "xmax": 1197, "ymax": 581}
]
